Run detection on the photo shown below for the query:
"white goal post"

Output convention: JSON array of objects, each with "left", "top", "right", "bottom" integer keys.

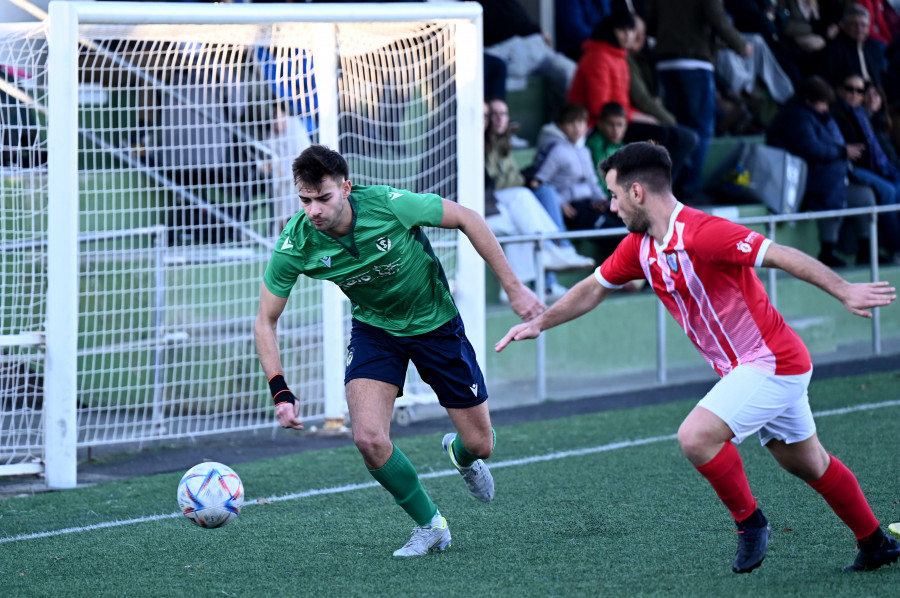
[{"left": 0, "top": 1, "right": 483, "bottom": 488}]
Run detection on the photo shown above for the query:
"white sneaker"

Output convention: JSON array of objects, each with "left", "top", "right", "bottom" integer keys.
[
  {"left": 392, "top": 512, "right": 452, "bottom": 556},
  {"left": 545, "top": 282, "right": 568, "bottom": 301},
  {"left": 442, "top": 433, "right": 495, "bottom": 503},
  {"left": 543, "top": 243, "right": 596, "bottom": 271}
]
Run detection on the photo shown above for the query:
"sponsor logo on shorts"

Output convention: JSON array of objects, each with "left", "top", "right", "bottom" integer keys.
[
  {"left": 470, "top": 383, "right": 478, "bottom": 396},
  {"left": 346, "top": 348, "right": 354, "bottom": 367}
]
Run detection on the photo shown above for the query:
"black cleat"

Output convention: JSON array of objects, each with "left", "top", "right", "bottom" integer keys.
[
  {"left": 732, "top": 511, "right": 771, "bottom": 574},
  {"left": 843, "top": 534, "right": 900, "bottom": 572}
]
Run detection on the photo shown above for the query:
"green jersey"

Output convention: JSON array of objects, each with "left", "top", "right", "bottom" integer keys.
[{"left": 263, "top": 185, "right": 458, "bottom": 336}]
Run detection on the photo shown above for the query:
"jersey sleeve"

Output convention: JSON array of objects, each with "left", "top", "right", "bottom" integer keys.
[
  {"left": 262, "top": 231, "right": 304, "bottom": 298},
  {"left": 696, "top": 218, "right": 769, "bottom": 268},
  {"left": 385, "top": 187, "right": 445, "bottom": 229},
  {"left": 596, "top": 234, "right": 644, "bottom": 288}
]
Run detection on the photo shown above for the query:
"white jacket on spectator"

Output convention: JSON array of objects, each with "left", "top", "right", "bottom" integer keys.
[{"left": 532, "top": 124, "right": 606, "bottom": 205}]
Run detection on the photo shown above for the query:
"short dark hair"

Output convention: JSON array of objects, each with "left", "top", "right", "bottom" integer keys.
[
  {"left": 292, "top": 145, "right": 350, "bottom": 189},
  {"left": 554, "top": 102, "right": 589, "bottom": 125},
  {"left": 591, "top": 10, "right": 637, "bottom": 45},
  {"left": 599, "top": 142, "right": 672, "bottom": 194},
  {"left": 797, "top": 75, "right": 835, "bottom": 104},
  {"left": 599, "top": 101, "right": 627, "bottom": 121}
]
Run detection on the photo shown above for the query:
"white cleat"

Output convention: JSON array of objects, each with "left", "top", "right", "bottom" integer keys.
[
  {"left": 392, "top": 514, "right": 451, "bottom": 557},
  {"left": 442, "top": 433, "right": 495, "bottom": 503}
]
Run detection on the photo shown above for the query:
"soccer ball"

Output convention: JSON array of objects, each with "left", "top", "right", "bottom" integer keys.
[{"left": 176, "top": 461, "right": 244, "bottom": 528}]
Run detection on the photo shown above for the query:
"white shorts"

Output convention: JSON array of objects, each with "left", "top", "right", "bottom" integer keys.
[{"left": 697, "top": 365, "right": 816, "bottom": 446}]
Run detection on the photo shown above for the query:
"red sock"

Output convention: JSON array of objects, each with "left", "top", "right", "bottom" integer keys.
[
  {"left": 694, "top": 442, "right": 757, "bottom": 522},
  {"left": 807, "top": 456, "right": 879, "bottom": 540}
]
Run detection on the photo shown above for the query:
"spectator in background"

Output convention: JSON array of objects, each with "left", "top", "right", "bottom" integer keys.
[
  {"left": 831, "top": 73, "right": 900, "bottom": 264},
  {"left": 647, "top": 0, "right": 752, "bottom": 201},
  {"left": 775, "top": 0, "right": 843, "bottom": 77},
  {"left": 530, "top": 103, "right": 623, "bottom": 255},
  {"left": 585, "top": 101, "right": 628, "bottom": 195},
  {"left": 818, "top": 4, "right": 887, "bottom": 90},
  {"left": 766, "top": 76, "right": 876, "bottom": 267},
  {"left": 484, "top": 53, "right": 508, "bottom": 102},
  {"left": 477, "top": 0, "right": 577, "bottom": 117},
  {"left": 554, "top": 0, "right": 612, "bottom": 61},
  {"left": 854, "top": 0, "right": 900, "bottom": 46},
  {"left": 485, "top": 101, "right": 596, "bottom": 301},
  {"left": 570, "top": 10, "right": 699, "bottom": 196},
  {"left": 863, "top": 83, "right": 900, "bottom": 170}
]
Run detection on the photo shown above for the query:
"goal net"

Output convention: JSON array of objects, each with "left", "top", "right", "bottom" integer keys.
[{"left": 0, "top": 2, "right": 483, "bottom": 486}]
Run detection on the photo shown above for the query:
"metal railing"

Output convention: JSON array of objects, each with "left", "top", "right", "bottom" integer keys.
[{"left": 495, "top": 203, "right": 900, "bottom": 400}]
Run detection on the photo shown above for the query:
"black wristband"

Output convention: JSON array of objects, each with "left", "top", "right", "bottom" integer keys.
[{"left": 268, "top": 374, "right": 296, "bottom": 405}]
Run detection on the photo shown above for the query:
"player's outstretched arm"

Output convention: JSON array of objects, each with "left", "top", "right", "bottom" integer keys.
[
  {"left": 439, "top": 199, "right": 546, "bottom": 321},
  {"left": 255, "top": 283, "right": 303, "bottom": 429},
  {"left": 762, "top": 243, "right": 897, "bottom": 318},
  {"left": 495, "top": 275, "right": 613, "bottom": 352}
]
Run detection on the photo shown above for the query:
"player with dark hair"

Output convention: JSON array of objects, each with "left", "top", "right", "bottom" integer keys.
[
  {"left": 255, "top": 145, "right": 544, "bottom": 556},
  {"left": 496, "top": 141, "right": 900, "bottom": 573}
]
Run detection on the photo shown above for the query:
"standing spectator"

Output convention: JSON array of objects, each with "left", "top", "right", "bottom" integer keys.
[
  {"left": 831, "top": 74, "right": 900, "bottom": 264},
  {"left": 818, "top": 4, "right": 888, "bottom": 90},
  {"left": 646, "top": 0, "right": 752, "bottom": 200},
  {"left": 766, "top": 76, "right": 876, "bottom": 267},
  {"left": 569, "top": 10, "right": 699, "bottom": 195},
  {"left": 555, "top": 0, "right": 613, "bottom": 61},
  {"left": 477, "top": 0, "right": 577, "bottom": 117}
]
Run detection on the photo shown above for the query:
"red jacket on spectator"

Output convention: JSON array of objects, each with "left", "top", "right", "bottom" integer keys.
[{"left": 568, "top": 39, "right": 643, "bottom": 127}]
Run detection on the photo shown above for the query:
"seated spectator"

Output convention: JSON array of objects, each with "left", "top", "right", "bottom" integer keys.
[
  {"left": 831, "top": 74, "right": 900, "bottom": 264},
  {"left": 484, "top": 101, "right": 596, "bottom": 301},
  {"left": 529, "top": 103, "right": 623, "bottom": 242},
  {"left": 775, "top": 0, "right": 843, "bottom": 77},
  {"left": 767, "top": 76, "right": 877, "bottom": 266},
  {"left": 863, "top": 83, "right": 900, "bottom": 170},
  {"left": 854, "top": 0, "right": 900, "bottom": 46},
  {"left": 715, "top": 32, "right": 795, "bottom": 105},
  {"left": 585, "top": 101, "right": 628, "bottom": 194},
  {"left": 569, "top": 10, "right": 698, "bottom": 196},
  {"left": 818, "top": 4, "right": 888, "bottom": 90},
  {"left": 477, "top": 0, "right": 577, "bottom": 117}
]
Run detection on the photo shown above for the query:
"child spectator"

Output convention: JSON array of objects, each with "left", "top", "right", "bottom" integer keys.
[
  {"left": 586, "top": 102, "right": 628, "bottom": 194},
  {"left": 530, "top": 103, "right": 622, "bottom": 237}
]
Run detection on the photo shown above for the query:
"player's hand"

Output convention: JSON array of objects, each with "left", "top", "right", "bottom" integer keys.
[
  {"left": 506, "top": 283, "right": 546, "bottom": 321},
  {"left": 495, "top": 321, "right": 541, "bottom": 352},
  {"left": 275, "top": 399, "right": 304, "bottom": 430},
  {"left": 840, "top": 281, "right": 896, "bottom": 318}
]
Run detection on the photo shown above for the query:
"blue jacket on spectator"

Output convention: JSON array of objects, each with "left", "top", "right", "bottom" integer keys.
[{"left": 767, "top": 97, "right": 849, "bottom": 212}]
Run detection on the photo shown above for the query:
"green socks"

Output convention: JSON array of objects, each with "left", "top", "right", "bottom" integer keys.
[
  {"left": 368, "top": 444, "right": 436, "bottom": 526},
  {"left": 452, "top": 428, "right": 496, "bottom": 468}
]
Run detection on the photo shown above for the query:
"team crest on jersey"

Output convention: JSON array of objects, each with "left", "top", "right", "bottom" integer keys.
[
  {"left": 666, "top": 252, "right": 679, "bottom": 273},
  {"left": 321, "top": 256, "right": 332, "bottom": 268},
  {"left": 376, "top": 237, "right": 392, "bottom": 252}
]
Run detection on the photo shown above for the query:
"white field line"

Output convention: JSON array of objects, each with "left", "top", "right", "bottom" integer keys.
[{"left": 2, "top": 399, "right": 898, "bottom": 545}]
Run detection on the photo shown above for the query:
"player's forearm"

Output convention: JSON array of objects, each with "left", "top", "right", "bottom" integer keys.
[
  {"left": 459, "top": 211, "right": 523, "bottom": 290},
  {"left": 764, "top": 244, "right": 853, "bottom": 302},
  {"left": 254, "top": 315, "right": 285, "bottom": 379},
  {"left": 534, "top": 276, "right": 608, "bottom": 331}
]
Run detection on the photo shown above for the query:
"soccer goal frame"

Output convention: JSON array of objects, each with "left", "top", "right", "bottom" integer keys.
[{"left": 1, "top": 1, "right": 483, "bottom": 488}]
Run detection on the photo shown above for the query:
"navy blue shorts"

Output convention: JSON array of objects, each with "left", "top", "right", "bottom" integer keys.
[{"left": 344, "top": 314, "right": 488, "bottom": 409}]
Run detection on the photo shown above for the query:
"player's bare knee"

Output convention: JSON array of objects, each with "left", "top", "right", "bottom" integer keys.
[
  {"left": 677, "top": 425, "right": 711, "bottom": 463},
  {"left": 353, "top": 432, "right": 390, "bottom": 464}
]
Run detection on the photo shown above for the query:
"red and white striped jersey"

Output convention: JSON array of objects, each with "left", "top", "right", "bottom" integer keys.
[{"left": 597, "top": 203, "right": 811, "bottom": 377}]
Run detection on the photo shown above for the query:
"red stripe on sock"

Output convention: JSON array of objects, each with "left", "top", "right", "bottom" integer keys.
[
  {"left": 807, "top": 456, "right": 879, "bottom": 539},
  {"left": 695, "top": 442, "right": 757, "bottom": 522}
]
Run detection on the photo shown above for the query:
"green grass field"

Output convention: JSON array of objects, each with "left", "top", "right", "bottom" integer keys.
[{"left": 2, "top": 370, "right": 899, "bottom": 597}]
